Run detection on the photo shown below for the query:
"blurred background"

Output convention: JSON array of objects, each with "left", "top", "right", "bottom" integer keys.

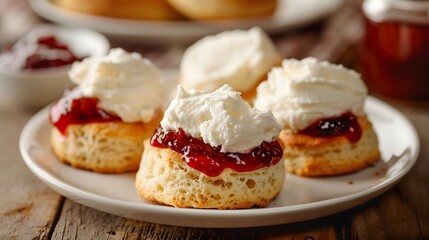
[
  {"left": 1, "top": 0, "right": 429, "bottom": 105},
  {"left": 0, "top": 0, "right": 354, "bottom": 70}
]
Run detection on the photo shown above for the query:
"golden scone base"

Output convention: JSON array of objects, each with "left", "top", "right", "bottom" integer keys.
[
  {"left": 51, "top": 115, "right": 162, "bottom": 173},
  {"left": 280, "top": 115, "right": 381, "bottom": 177},
  {"left": 136, "top": 140, "right": 285, "bottom": 209}
]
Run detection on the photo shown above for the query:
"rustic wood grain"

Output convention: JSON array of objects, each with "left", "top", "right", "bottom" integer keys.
[
  {"left": 52, "top": 200, "right": 218, "bottom": 240},
  {"left": 352, "top": 190, "right": 422, "bottom": 239},
  {"left": 51, "top": 200, "right": 340, "bottom": 240},
  {"left": 387, "top": 101, "right": 429, "bottom": 240},
  {"left": 0, "top": 109, "right": 64, "bottom": 239},
  {"left": 350, "top": 203, "right": 387, "bottom": 239}
]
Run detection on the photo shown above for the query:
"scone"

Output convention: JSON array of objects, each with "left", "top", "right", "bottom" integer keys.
[
  {"left": 50, "top": 48, "right": 167, "bottom": 173},
  {"left": 179, "top": 27, "right": 280, "bottom": 103},
  {"left": 254, "top": 57, "right": 380, "bottom": 177},
  {"left": 136, "top": 85, "right": 284, "bottom": 209},
  {"left": 167, "top": 0, "right": 277, "bottom": 20},
  {"left": 53, "top": 0, "right": 184, "bottom": 20}
]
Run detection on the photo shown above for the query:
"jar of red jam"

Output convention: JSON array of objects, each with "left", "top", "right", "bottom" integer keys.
[{"left": 361, "top": 0, "right": 429, "bottom": 100}]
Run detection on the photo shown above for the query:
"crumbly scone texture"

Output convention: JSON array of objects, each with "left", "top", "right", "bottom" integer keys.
[
  {"left": 136, "top": 140, "right": 285, "bottom": 209},
  {"left": 280, "top": 115, "right": 380, "bottom": 177},
  {"left": 51, "top": 116, "right": 161, "bottom": 173}
]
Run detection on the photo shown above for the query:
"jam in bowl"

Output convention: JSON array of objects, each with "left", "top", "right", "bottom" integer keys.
[
  {"left": 0, "top": 24, "right": 110, "bottom": 109},
  {"left": 0, "top": 29, "right": 83, "bottom": 71}
]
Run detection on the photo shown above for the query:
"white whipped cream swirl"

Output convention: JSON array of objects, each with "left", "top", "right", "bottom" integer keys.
[
  {"left": 254, "top": 57, "right": 368, "bottom": 132},
  {"left": 69, "top": 48, "right": 166, "bottom": 123},
  {"left": 161, "top": 85, "right": 281, "bottom": 153}
]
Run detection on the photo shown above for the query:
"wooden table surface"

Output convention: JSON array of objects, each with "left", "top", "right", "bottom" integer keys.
[{"left": 1, "top": 0, "right": 428, "bottom": 239}]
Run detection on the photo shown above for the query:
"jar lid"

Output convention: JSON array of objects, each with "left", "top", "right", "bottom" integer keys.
[{"left": 363, "top": 0, "right": 429, "bottom": 24}]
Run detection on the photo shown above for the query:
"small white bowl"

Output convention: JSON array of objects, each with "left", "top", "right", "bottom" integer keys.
[{"left": 0, "top": 24, "right": 110, "bottom": 109}]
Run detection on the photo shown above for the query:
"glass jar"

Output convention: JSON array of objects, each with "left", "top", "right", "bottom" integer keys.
[{"left": 361, "top": 0, "right": 429, "bottom": 100}]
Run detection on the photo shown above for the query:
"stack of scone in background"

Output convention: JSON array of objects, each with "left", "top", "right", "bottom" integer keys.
[{"left": 52, "top": 0, "right": 278, "bottom": 20}]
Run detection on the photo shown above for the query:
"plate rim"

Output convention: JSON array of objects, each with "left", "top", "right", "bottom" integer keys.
[
  {"left": 28, "top": 0, "right": 343, "bottom": 42},
  {"left": 19, "top": 96, "right": 420, "bottom": 228}
]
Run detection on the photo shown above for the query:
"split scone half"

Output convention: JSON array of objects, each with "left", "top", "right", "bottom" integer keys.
[
  {"left": 51, "top": 117, "right": 161, "bottom": 173},
  {"left": 50, "top": 48, "right": 167, "bottom": 173},
  {"left": 254, "top": 57, "right": 381, "bottom": 177},
  {"left": 279, "top": 115, "right": 380, "bottom": 177},
  {"left": 136, "top": 85, "right": 285, "bottom": 209}
]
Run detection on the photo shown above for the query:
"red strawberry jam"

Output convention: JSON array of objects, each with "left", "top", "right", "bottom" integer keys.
[
  {"left": 0, "top": 34, "right": 82, "bottom": 71},
  {"left": 299, "top": 112, "right": 362, "bottom": 142},
  {"left": 150, "top": 128, "right": 283, "bottom": 177},
  {"left": 49, "top": 88, "right": 120, "bottom": 135},
  {"left": 24, "top": 35, "right": 81, "bottom": 69}
]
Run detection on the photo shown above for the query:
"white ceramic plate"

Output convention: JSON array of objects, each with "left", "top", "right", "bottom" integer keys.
[
  {"left": 19, "top": 96, "right": 419, "bottom": 228},
  {"left": 29, "top": 0, "right": 343, "bottom": 43}
]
